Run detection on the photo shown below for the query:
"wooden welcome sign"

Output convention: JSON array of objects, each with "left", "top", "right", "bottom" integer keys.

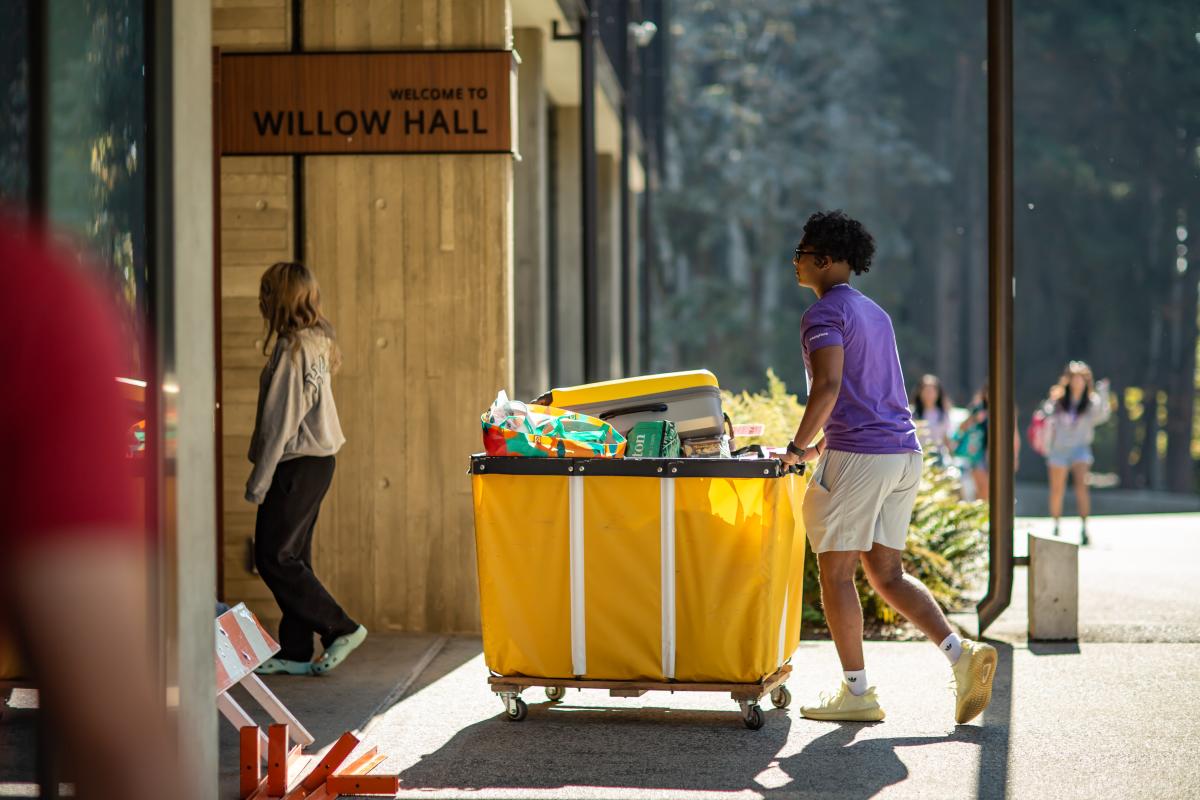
[{"left": 219, "top": 51, "right": 515, "bottom": 155}]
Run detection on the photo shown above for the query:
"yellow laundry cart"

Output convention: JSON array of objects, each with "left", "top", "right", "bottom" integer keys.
[{"left": 470, "top": 455, "right": 807, "bottom": 729}]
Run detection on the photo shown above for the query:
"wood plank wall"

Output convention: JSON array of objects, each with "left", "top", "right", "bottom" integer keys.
[
  {"left": 218, "top": 0, "right": 513, "bottom": 634},
  {"left": 215, "top": 1, "right": 294, "bottom": 632},
  {"left": 301, "top": 0, "right": 512, "bottom": 633},
  {"left": 214, "top": 0, "right": 291, "bottom": 51}
]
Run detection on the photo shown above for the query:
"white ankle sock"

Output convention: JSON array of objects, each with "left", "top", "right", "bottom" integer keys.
[
  {"left": 939, "top": 633, "right": 963, "bottom": 664},
  {"left": 843, "top": 669, "right": 868, "bottom": 696}
]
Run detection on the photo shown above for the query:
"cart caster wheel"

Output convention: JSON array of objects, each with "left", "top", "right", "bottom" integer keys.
[
  {"left": 743, "top": 704, "right": 765, "bottom": 731},
  {"left": 770, "top": 685, "right": 792, "bottom": 710},
  {"left": 506, "top": 697, "right": 528, "bottom": 722},
  {"left": 545, "top": 686, "right": 566, "bottom": 703}
]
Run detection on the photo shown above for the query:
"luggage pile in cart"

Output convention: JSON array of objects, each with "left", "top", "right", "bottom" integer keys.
[{"left": 471, "top": 371, "right": 808, "bottom": 730}]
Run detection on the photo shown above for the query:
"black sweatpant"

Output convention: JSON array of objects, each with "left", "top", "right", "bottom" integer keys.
[{"left": 254, "top": 455, "right": 358, "bottom": 662}]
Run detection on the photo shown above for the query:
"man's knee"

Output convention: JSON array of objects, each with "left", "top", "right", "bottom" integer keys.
[
  {"left": 817, "top": 551, "right": 861, "bottom": 585},
  {"left": 862, "top": 552, "right": 905, "bottom": 592}
]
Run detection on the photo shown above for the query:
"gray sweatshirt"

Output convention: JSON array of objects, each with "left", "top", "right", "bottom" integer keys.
[
  {"left": 245, "top": 329, "right": 346, "bottom": 504},
  {"left": 1041, "top": 385, "right": 1111, "bottom": 452}
]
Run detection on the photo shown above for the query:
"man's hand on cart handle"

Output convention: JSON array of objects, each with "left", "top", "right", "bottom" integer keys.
[{"left": 780, "top": 441, "right": 821, "bottom": 467}]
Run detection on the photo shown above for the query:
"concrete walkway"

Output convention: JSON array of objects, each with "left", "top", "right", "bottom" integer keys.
[
  {"left": 207, "top": 514, "right": 1200, "bottom": 799},
  {"left": 217, "top": 635, "right": 1198, "bottom": 800},
  {"left": 6, "top": 513, "right": 1197, "bottom": 797}
]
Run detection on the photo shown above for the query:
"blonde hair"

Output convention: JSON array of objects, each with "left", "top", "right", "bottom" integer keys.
[{"left": 258, "top": 261, "right": 341, "bottom": 372}]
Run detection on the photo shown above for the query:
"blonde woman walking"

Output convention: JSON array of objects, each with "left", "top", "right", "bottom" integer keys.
[{"left": 247, "top": 262, "right": 367, "bottom": 675}]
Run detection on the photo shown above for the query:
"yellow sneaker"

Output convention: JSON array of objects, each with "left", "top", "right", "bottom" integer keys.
[
  {"left": 800, "top": 681, "right": 885, "bottom": 722},
  {"left": 952, "top": 639, "right": 998, "bottom": 724}
]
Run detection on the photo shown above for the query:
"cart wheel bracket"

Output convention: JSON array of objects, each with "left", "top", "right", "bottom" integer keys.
[{"left": 739, "top": 700, "right": 766, "bottom": 730}]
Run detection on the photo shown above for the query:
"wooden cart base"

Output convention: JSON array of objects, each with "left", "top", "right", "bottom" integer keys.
[{"left": 489, "top": 665, "right": 793, "bottom": 730}]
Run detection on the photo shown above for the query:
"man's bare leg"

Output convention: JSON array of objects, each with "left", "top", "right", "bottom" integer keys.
[
  {"left": 801, "top": 549, "right": 886, "bottom": 719},
  {"left": 861, "top": 542, "right": 996, "bottom": 723},
  {"left": 817, "top": 550, "right": 867, "bottom": 671},
  {"left": 860, "top": 543, "right": 953, "bottom": 645}
]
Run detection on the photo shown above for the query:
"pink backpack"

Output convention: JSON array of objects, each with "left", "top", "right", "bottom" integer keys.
[{"left": 1028, "top": 409, "right": 1050, "bottom": 457}]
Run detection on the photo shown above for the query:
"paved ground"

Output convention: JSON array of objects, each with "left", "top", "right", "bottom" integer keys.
[
  {"left": 357, "top": 638, "right": 1199, "bottom": 800},
  {"left": 972, "top": 513, "right": 1200, "bottom": 643},
  {"left": 4, "top": 513, "right": 1198, "bottom": 798},
  {"left": 1013, "top": 483, "right": 1200, "bottom": 517},
  {"left": 212, "top": 513, "right": 1200, "bottom": 799}
]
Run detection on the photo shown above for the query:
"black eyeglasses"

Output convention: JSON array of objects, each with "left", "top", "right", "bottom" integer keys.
[{"left": 793, "top": 247, "right": 820, "bottom": 261}]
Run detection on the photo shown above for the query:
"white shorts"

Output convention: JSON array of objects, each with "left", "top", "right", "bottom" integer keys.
[{"left": 803, "top": 449, "right": 923, "bottom": 553}]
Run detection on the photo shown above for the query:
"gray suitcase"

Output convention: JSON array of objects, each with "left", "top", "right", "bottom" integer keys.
[{"left": 535, "top": 370, "right": 725, "bottom": 439}]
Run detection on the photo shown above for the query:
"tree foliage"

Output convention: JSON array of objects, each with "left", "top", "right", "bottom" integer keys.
[{"left": 656, "top": 0, "right": 1200, "bottom": 492}]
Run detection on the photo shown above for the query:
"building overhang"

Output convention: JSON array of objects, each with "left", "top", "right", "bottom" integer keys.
[{"left": 513, "top": 0, "right": 626, "bottom": 156}]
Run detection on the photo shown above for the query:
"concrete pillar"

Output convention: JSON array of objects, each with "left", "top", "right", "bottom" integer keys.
[
  {"left": 553, "top": 105, "right": 584, "bottom": 387},
  {"left": 174, "top": 2, "right": 217, "bottom": 796},
  {"left": 596, "top": 152, "right": 622, "bottom": 379},
  {"left": 1028, "top": 532, "right": 1079, "bottom": 640},
  {"left": 627, "top": 186, "right": 642, "bottom": 372},
  {"left": 513, "top": 27, "right": 549, "bottom": 401}
]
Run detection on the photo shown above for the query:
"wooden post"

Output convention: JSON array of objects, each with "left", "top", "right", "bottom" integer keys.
[
  {"left": 327, "top": 774, "right": 400, "bottom": 795},
  {"left": 267, "top": 723, "right": 290, "bottom": 795},
  {"left": 301, "top": 731, "right": 359, "bottom": 791},
  {"left": 239, "top": 727, "right": 261, "bottom": 799}
]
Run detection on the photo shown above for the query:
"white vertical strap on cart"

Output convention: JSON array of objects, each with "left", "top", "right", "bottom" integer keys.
[
  {"left": 660, "top": 478, "right": 677, "bottom": 679},
  {"left": 569, "top": 475, "right": 587, "bottom": 676},
  {"left": 777, "top": 587, "right": 790, "bottom": 668}
]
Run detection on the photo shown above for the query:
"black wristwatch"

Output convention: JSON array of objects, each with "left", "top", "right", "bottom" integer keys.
[{"left": 786, "top": 442, "right": 807, "bottom": 458}]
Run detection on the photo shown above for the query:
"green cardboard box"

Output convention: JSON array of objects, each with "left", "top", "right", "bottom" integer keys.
[{"left": 627, "top": 420, "right": 681, "bottom": 458}]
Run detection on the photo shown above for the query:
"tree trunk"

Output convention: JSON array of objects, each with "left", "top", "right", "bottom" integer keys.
[
  {"left": 1115, "top": 381, "right": 1134, "bottom": 488},
  {"left": 1137, "top": 387, "right": 1160, "bottom": 490},
  {"left": 1165, "top": 260, "right": 1198, "bottom": 494}
]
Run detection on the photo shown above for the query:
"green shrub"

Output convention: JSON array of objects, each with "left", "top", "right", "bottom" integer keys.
[
  {"left": 722, "top": 369, "right": 808, "bottom": 448},
  {"left": 722, "top": 373, "right": 989, "bottom": 633}
]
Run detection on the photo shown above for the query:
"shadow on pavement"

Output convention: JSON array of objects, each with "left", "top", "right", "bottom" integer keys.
[
  {"left": 769, "top": 724, "right": 988, "bottom": 799},
  {"left": 217, "top": 635, "right": 480, "bottom": 799},
  {"left": 768, "top": 641, "right": 1013, "bottom": 799},
  {"left": 400, "top": 702, "right": 794, "bottom": 792},
  {"left": 401, "top": 642, "right": 1016, "bottom": 800},
  {"left": 1028, "top": 641, "right": 1080, "bottom": 656},
  {"left": 975, "top": 641, "right": 1013, "bottom": 800}
]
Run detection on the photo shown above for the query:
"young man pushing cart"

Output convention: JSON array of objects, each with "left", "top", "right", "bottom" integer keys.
[{"left": 778, "top": 210, "right": 997, "bottom": 723}]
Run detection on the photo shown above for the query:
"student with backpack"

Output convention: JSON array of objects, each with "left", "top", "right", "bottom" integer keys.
[{"left": 1037, "top": 361, "right": 1111, "bottom": 544}]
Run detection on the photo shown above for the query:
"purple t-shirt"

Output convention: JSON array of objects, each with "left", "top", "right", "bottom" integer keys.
[{"left": 801, "top": 284, "right": 920, "bottom": 454}]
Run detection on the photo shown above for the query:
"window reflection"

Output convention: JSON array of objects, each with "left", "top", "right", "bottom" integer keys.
[
  {"left": 46, "top": 0, "right": 148, "bottom": 374},
  {"left": 0, "top": 2, "right": 30, "bottom": 204}
]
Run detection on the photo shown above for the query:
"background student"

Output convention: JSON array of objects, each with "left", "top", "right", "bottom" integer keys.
[
  {"left": 1042, "top": 360, "right": 1111, "bottom": 544},
  {"left": 247, "top": 261, "right": 367, "bottom": 676}
]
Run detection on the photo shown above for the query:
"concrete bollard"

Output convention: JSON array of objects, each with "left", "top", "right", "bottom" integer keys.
[{"left": 1027, "top": 532, "right": 1079, "bottom": 640}]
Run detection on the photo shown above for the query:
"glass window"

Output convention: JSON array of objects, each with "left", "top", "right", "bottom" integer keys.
[
  {"left": 0, "top": 1, "right": 30, "bottom": 204},
  {"left": 46, "top": 0, "right": 149, "bottom": 373}
]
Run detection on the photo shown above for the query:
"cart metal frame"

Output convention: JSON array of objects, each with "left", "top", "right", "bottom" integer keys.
[{"left": 489, "top": 664, "right": 793, "bottom": 730}]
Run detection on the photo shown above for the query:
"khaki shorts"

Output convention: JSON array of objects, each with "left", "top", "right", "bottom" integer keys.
[{"left": 803, "top": 449, "right": 923, "bottom": 553}]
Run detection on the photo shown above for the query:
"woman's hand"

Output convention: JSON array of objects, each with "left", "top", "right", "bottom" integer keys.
[{"left": 779, "top": 449, "right": 800, "bottom": 467}]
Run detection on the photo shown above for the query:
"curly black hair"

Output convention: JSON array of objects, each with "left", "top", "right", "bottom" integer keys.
[{"left": 797, "top": 210, "right": 875, "bottom": 275}]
